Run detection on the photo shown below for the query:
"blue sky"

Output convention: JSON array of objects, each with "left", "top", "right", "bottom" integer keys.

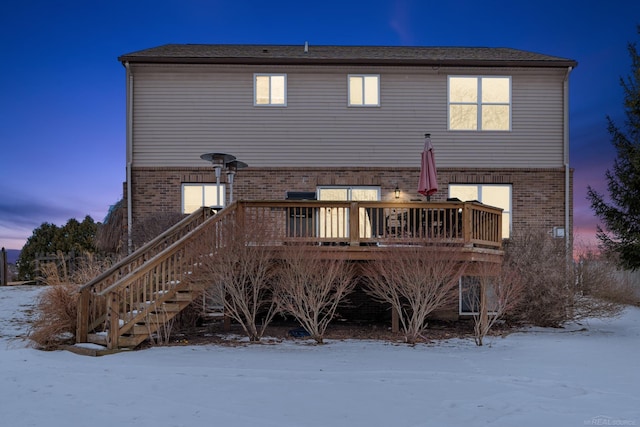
[{"left": 1, "top": 0, "right": 638, "bottom": 250}]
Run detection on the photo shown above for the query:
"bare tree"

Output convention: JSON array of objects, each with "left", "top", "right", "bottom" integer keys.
[
  {"left": 274, "top": 245, "right": 356, "bottom": 344},
  {"left": 192, "top": 221, "right": 278, "bottom": 342},
  {"left": 363, "top": 246, "right": 466, "bottom": 344},
  {"left": 462, "top": 263, "right": 523, "bottom": 346},
  {"left": 504, "top": 229, "right": 572, "bottom": 327}
]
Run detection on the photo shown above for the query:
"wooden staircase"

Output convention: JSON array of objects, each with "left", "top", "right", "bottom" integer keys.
[{"left": 76, "top": 206, "right": 235, "bottom": 350}]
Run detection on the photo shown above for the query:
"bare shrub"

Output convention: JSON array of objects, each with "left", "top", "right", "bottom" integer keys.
[
  {"left": 573, "top": 250, "right": 638, "bottom": 319},
  {"left": 131, "top": 211, "right": 185, "bottom": 249},
  {"left": 192, "top": 221, "right": 278, "bottom": 342},
  {"left": 363, "top": 246, "right": 466, "bottom": 344},
  {"left": 463, "top": 263, "right": 524, "bottom": 346},
  {"left": 29, "top": 252, "right": 114, "bottom": 349},
  {"left": 504, "top": 230, "right": 572, "bottom": 327},
  {"left": 274, "top": 244, "right": 356, "bottom": 344}
]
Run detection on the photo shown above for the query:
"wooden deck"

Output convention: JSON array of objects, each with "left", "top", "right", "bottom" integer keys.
[{"left": 76, "top": 200, "right": 504, "bottom": 350}]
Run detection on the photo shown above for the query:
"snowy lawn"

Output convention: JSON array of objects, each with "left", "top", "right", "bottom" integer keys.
[{"left": 1, "top": 285, "right": 638, "bottom": 427}]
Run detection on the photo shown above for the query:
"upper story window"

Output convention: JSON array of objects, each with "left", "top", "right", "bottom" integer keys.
[
  {"left": 348, "top": 75, "right": 380, "bottom": 106},
  {"left": 448, "top": 76, "right": 511, "bottom": 131},
  {"left": 254, "top": 74, "right": 287, "bottom": 106}
]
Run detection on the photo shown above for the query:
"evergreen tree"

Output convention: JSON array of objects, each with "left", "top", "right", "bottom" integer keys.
[
  {"left": 587, "top": 26, "right": 640, "bottom": 269},
  {"left": 17, "top": 217, "right": 98, "bottom": 280}
]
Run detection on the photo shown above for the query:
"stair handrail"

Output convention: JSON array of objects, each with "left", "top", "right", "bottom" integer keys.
[
  {"left": 97, "top": 205, "right": 238, "bottom": 346},
  {"left": 76, "top": 206, "right": 219, "bottom": 341}
]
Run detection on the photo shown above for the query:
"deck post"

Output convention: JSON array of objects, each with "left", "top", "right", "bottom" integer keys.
[
  {"left": 391, "top": 306, "right": 399, "bottom": 333},
  {"left": 349, "top": 202, "right": 360, "bottom": 246},
  {"left": 106, "top": 291, "right": 120, "bottom": 350},
  {"left": 76, "top": 288, "right": 90, "bottom": 342},
  {"left": 462, "top": 203, "right": 473, "bottom": 245}
]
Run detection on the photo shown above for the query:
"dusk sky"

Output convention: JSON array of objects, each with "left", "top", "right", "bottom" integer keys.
[{"left": 1, "top": 1, "right": 639, "bottom": 251}]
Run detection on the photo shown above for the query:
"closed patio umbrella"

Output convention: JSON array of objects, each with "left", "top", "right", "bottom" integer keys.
[{"left": 418, "top": 133, "right": 438, "bottom": 200}]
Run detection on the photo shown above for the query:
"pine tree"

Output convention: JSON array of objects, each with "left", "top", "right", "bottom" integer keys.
[{"left": 587, "top": 25, "right": 640, "bottom": 269}]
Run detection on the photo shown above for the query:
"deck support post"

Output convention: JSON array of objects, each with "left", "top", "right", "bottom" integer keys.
[
  {"left": 76, "top": 288, "right": 90, "bottom": 343},
  {"left": 391, "top": 306, "right": 399, "bottom": 333}
]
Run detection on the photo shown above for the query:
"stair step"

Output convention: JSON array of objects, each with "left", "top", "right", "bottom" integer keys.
[
  {"left": 169, "top": 291, "right": 194, "bottom": 302},
  {"left": 87, "top": 333, "right": 107, "bottom": 346},
  {"left": 159, "top": 302, "right": 181, "bottom": 312}
]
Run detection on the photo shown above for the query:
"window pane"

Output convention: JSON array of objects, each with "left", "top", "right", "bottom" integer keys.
[
  {"left": 450, "top": 105, "right": 477, "bottom": 130},
  {"left": 349, "top": 76, "right": 363, "bottom": 105},
  {"left": 482, "top": 78, "right": 509, "bottom": 103},
  {"left": 449, "top": 185, "right": 478, "bottom": 201},
  {"left": 502, "top": 213, "right": 511, "bottom": 238},
  {"left": 255, "top": 76, "right": 270, "bottom": 104},
  {"left": 481, "top": 186, "right": 510, "bottom": 209},
  {"left": 450, "top": 77, "right": 477, "bottom": 102},
  {"left": 271, "top": 75, "right": 285, "bottom": 104},
  {"left": 318, "top": 188, "right": 349, "bottom": 200},
  {"left": 460, "top": 276, "right": 480, "bottom": 313},
  {"left": 482, "top": 105, "right": 509, "bottom": 130},
  {"left": 204, "top": 185, "right": 224, "bottom": 207},
  {"left": 183, "top": 186, "right": 202, "bottom": 214},
  {"left": 351, "top": 188, "right": 379, "bottom": 201},
  {"left": 363, "top": 76, "right": 379, "bottom": 105}
]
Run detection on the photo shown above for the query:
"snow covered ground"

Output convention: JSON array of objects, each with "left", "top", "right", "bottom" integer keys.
[{"left": 1, "top": 285, "right": 638, "bottom": 427}]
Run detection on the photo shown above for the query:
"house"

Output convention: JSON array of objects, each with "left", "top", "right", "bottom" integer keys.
[
  {"left": 73, "top": 44, "right": 578, "bottom": 350},
  {"left": 117, "top": 43, "right": 576, "bottom": 245}
]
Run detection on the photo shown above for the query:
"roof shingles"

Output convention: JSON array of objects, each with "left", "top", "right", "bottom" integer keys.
[{"left": 119, "top": 44, "right": 577, "bottom": 68}]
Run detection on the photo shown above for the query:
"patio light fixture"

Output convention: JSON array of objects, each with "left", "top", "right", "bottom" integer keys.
[
  {"left": 200, "top": 152, "right": 237, "bottom": 207},
  {"left": 225, "top": 160, "right": 248, "bottom": 203},
  {"left": 395, "top": 185, "right": 400, "bottom": 199}
]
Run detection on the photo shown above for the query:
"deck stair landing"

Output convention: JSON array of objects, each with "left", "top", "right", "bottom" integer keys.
[{"left": 75, "top": 201, "right": 503, "bottom": 351}]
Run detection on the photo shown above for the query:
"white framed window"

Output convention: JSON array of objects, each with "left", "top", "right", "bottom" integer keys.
[
  {"left": 449, "top": 184, "right": 511, "bottom": 238},
  {"left": 348, "top": 74, "right": 380, "bottom": 106},
  {"left": 459, "top": 276, "right": 498, "bottom": 315},
  {"left": 254, "top": 74, "right": 287, "bottom": 106},
  {"left": 448, "top": 76, "right": 511, "bottom": 131},
  {"left": 182, "top": 184, "right": 225, "bottom": 214}
]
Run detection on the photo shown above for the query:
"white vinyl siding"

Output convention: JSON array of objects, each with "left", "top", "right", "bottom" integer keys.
[{"left": 130, "top": 64, "right": 565, "bottom": 169}]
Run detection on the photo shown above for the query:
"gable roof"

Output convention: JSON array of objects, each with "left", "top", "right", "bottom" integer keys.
[{"left": 119, "top": 44, "right": 577, "bottom": 68}]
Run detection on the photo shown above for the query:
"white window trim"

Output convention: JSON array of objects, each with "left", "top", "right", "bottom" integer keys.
[
  {"left": 254, "top": 73, "right": 287, "bottom": 106},
  {"left": 348, "top": 74, "right": 381, "bottom": 107},
  {"left": 447, "top": 75, "right": 511, "bottom": 131}
]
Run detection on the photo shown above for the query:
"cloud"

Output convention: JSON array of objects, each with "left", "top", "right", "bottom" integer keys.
[
  {"left": 389, "top": 0, "right": 414, "bottom": 45},
  {"left": 0, "top": 188, "right": 90, "bottom": 249}
]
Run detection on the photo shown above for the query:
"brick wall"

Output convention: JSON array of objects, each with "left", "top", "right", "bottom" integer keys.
[{"left": 129, "top": 166, "right": 573, "bottom": 240}]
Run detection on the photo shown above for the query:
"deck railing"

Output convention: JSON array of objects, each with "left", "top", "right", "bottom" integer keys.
[
  {"left": 234, "top": 200, "right": 502, "bottom": 249},
  {"left": 76, "top": 200, "right": 502, "bottom": 347}
]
